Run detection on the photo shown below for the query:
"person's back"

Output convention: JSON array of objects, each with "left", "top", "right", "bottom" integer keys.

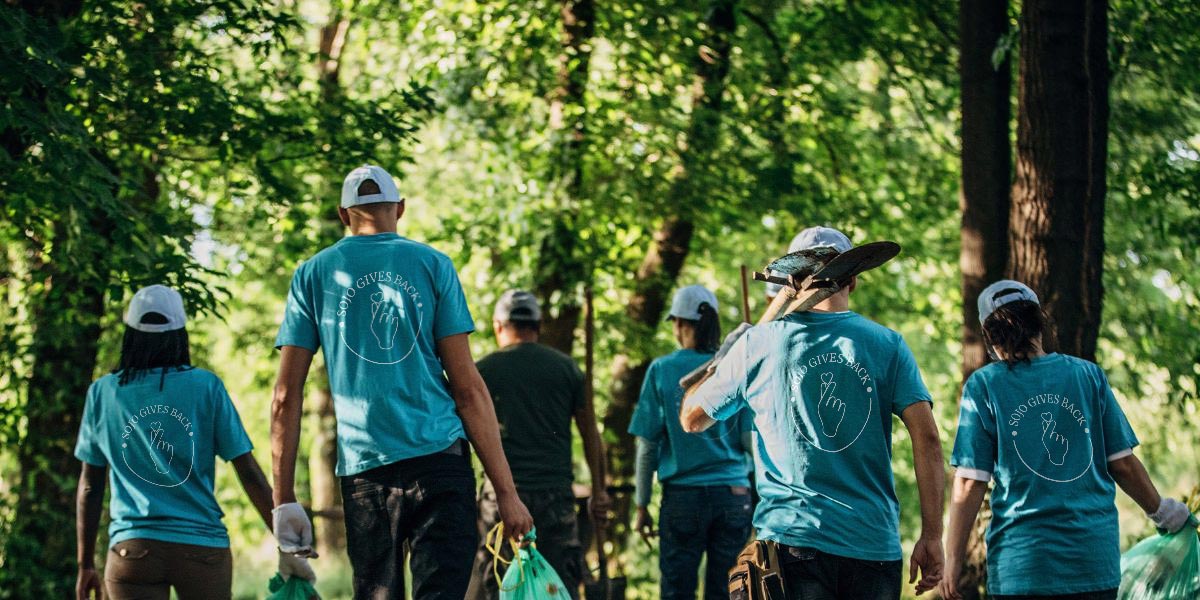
[
  {"left": 477, "top": 342, "right": 581, "bottom": 489},
  {"left": 282, "top": 232, "right": 471, "bottom": 473},
  {"left": 710, "top": 310, "right": 927, "bottom": 560},
  {"left": 75, "top": 285, "right": 283, "bottom": 600},
  {"left": 271, "top": 166, "right": 532, "bottom": 600}
]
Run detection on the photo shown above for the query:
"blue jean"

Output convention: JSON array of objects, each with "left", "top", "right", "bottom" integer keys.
[
  {"left": 778, "top": 545, "right": 902, "bottom": 600},
  {"left": 659, "top": 484, "right": 753, "bottom": 600}
]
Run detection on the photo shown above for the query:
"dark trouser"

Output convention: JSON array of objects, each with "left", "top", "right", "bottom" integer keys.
[
  {"left": 466, "top": 481, "right": 584, "bottom": 600},
  {"left": 778, "top": 545, "right": 902, "bottom": 600},
  {"left": 993, "top": 591, "right": 1118, "bottom": 600},
  {"left": 340, "top": 445, "right": 478, "bottom": 600},
  {"left": 659, "top": 484, "right": 754, "bottom": 600},
  {"left": 104, "top": 538, "right": 232, "bottom": 600}
]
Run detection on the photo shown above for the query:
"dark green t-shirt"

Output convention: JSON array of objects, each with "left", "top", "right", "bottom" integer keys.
[{"left": 477, "top": 342, "right": 584, "bottom": 490}]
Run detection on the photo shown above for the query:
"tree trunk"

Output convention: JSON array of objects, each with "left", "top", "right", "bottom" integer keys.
[
  {"left": 957, "top": 1, "right": 1011, "bottom": 594},
  {"left": 533, "top": 0, "right": 595, "bottom": 354},
  {"left": 307, "top": 11, "right": 352, "bottom": 556},
  {"left": 1008, "top": 0, "right": 1107, "bottom": 361},
  {"left": 603, "top": 0, "right": 738, "bottom": 551}
]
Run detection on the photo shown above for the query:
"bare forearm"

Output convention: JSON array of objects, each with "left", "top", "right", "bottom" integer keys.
[
  {"left": 234, "top": 452, "right": 275, "bottom": 530},
  {"left": 945, "top": 476, "right": 988, "bottom": 568},
  {"left": 1110, "top": 454, "right": 1162, "bottom": 514},
  {"left": 270, "top": 386, "right": 303, "bottom": 505},
  {"left": 76, "top": 467, "right": 105, "bottom": 569},
  {"left": 905, "top": 405, "right": 945, "bottom": 536}
]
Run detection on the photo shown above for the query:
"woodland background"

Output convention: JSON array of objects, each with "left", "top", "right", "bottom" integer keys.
[{"left": 1, "top": 0, "right": 1199, "bottom": 598}]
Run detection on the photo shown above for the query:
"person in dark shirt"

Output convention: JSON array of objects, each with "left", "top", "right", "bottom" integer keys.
[{"left": 466, "top": 290, "right": 611, "bottom": 600}]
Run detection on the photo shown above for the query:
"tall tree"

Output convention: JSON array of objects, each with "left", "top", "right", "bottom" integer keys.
[
  {"left": 1008, "top": 0, "right": 1109, "bottom": 360},
  {"left": 957, "top": 3, "right": 1011, "bottom": 596},
  {"left": 603, "top": 0, "right": 739, "bottom": 545},
  {"left": 533, "top": 0, "right": 596, "bottom": 354}
]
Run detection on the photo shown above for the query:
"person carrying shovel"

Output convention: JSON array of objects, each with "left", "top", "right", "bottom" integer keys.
[
  {"left": 680, "top": 226, "right": 946, "bottom": 599},
  {"left": 939, "top": 280, "right": 1194, "bottom": 600},
  {"left": 629, "top": 284, "right": 754, "bottom": 600}
]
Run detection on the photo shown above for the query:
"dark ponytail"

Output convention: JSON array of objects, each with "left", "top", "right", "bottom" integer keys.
[
  {"left": 114, "top": 312, "right": 193, "bottom": 387},
  {"left": 689, "top": 302, "right": 722, "bottom": 354},
  {"left": 982, "top": 300, "right": 1053, "bottom": 368}
]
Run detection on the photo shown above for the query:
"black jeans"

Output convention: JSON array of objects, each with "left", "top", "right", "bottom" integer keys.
[
  {"left": 340, "top": 444, "right": 478, "bottom": 600},
  {"left": 778, "top": 545, "right": 902, "bottom": 600},
  {"left": 466, "top": 481, "right": 583, "bottom": 600},
  {"left": 993, "top": 591, "right": 1118, "bottom": 600},
  {"left": 659, "top": 484, "right": 754, "bottom": 600}
]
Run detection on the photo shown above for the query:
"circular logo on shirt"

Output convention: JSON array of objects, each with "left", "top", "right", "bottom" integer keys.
[
  {"left": 120, "top": 403, "right": 195, "bottom": 487},
  {"left": 336, "top": 271, "right": 425, "bottom": 364},
  {"left": 787, "top": 351, "right": 877, "bottom": 453},
  {"left": 1007, "top": 393, "right": 1094, "bottom": 483}
]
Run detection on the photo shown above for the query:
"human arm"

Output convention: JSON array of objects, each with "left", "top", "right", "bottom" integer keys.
[
  {"left": 76, "top": 463, "right": 106, "bottom": 600},
  {"left": 575, "top": 391, "right": 611, "bottom": 524},
  {"left": 1108, "top": 453, "right": 1192, "bottom": 532},
  {"left": 634, "top": 437, "right": 659, "bottom": 542},
  {"left": 270, "top": 345, "right": 313, "bottom": 506},
  {"left": 900, "top": 401, "right": 945, "bottom": 595},
  {"left": 232, "top": 452, "right": 274, "bottom": 530},
  {"left": 938, "top": 475, "right": 989, "bottom": 600},
  {"left": 438, "top": 333, "right": 533, "bottom": 539}
]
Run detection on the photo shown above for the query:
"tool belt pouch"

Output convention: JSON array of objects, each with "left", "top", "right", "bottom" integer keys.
[{"left": 727, "top": 540, "right": 786, "bottom": 600}]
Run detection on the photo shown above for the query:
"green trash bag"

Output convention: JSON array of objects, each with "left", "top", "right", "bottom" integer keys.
[
  {"left": 1118, "top": 519, "right": 1200, "bottom": 600},
  {"left": 267, "top": 573, "right": 320, "bottom": 600},
  {"left": 487, "top": 524, "right": 571, "bottom": 600}
]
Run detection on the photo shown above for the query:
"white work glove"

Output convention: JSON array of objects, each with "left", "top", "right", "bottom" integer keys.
[
  {"left": 713, "top": 322, "right": 753, "bottom": 364},
  {"left": 272, "top": 502, "right": 314, "bottom": 554},
  {"left": 1148, "top": 497, "right": 1192, "bottom": 533},
  {"left": 278, "top": 551, "right": 317, "bottom": 582}
]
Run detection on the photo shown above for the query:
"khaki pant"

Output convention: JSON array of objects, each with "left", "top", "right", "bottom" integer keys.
[{"left": 105, "top": 538, "right": 232, "bottom": 600}]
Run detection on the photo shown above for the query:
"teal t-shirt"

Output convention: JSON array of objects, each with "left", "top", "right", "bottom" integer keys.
[
  {"left": 694, "top": 311, "right": 931, "bottom": 562},
  {"left": 951, "top": 353, "right": 1139, "bottom": 596},
  {"left": 73, "top": 368, "right": 253, "bottom": 548},
  {"left": 275, "top": 233, "right": 475, "bottom": 476},
  {"left": 628, "top": 349, "right": 751, "bottom": 488}
]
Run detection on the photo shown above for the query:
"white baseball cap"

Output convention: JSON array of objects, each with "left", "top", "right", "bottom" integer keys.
[
  {"left": 978, "top": 279, "right": 1040, "bottom": 324},
  {"left": 124, "top": 285, "right": 187, "bottom": 332},
  {"left": 766, "top": 226, "right": 854, "bottom": 297},
  {"left": 667, "top": 285, "right": 718, "bottom": 321},
  {"left": 341, "top": 164, "right": 402, "bottom": 208}
]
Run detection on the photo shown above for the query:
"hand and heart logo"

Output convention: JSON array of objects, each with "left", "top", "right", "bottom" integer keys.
[
  {"left": 788, "top": 351, "right": 877, "bottom": 453},
  {"left": 337, "top": 270, "right": 425, "bottom": 364},
  {"left": 1008, "top": 393, "right": 1093, "bottom": 483},
  {"left": 121, "top": 403, "right": 194, "bottom": 487}
]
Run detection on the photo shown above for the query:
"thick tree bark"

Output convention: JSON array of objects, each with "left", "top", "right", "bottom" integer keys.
[
  {"left": 957, "top": 2, "right": 1011, "bottom": 594},
  {"left": 533, "top": 0, "right": 595, "bottom": 354},
  {"left": 1008, "top": 0, "right": 1108, "bottom": 361},
  {"left": 603, "top": 0, "right": 738, "bottom": 548}
]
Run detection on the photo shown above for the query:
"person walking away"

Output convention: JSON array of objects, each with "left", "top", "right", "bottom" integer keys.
[
  {"left": 939, "top": 280, "right": 1194, "bottom": 600},
  {"left": 630, "top": 284, "right": 753, "bottom": 600},
  {"left": 75, "top": 285, "right": 298, "bottom": 600},
  {"left": 271, "top": 165, "right": 533, "bottom": 600},
  {"left": 681, "top": 226, "right": 946, "bottom": 599},
  {"left": 465, "top": 290, "right": 611, "bottom": 599}
]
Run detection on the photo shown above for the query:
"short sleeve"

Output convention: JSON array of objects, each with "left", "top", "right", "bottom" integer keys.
[
  {"left": 433, "top": 257, "right": 475, "bottom": 339},
  {"left": 950, "top": 374, "right": 998, "bottom": 475},
  {"left": 694, "top": 332, "right": 752, "bottom": 421},
  {"left": 889, "top": 337, "right": 933, "bottom": 416},
  {"left": 74, "top": 382, "right": 108, "bottom": 467},
  {"left": 275, "top": 265, "right": 320, "bottom": 352},
  {"left": 570, "top": 362, "right": 586, "bottom": 411},
  {"left": 628, "top": 362, "right": 665, "bottom": 442},
  {"left": 212, "top": 378, "right": 253, "bottom": 461},
  {"left": 1097, "top": 368, "right": 1138, "bottom": 457}
]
